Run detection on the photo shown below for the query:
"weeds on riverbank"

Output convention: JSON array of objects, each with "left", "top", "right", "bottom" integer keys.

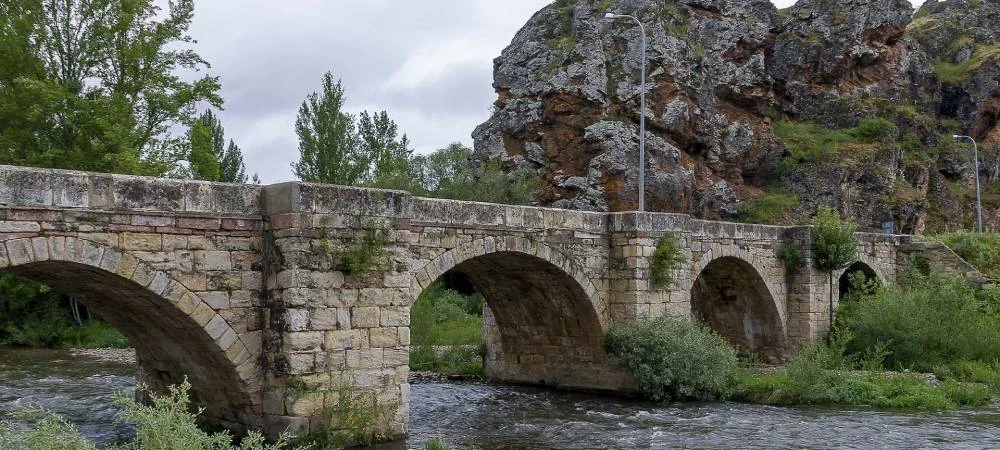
[
  {"left": 0, "top": 380, "right": 295, "bottom": 450},
  {"left": 735, "top": 271, "right": 1000, "bottom": 409},
  {"left": 409, "top": 282, "right": 484, "bottom": 377}
]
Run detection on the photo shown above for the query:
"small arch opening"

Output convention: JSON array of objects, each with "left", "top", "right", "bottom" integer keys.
[
  {"left": 691, "top": 256, "right": 786, "bottom": 363},
  {"left": 839, "top": 261, "right": 881, "bottom": 300}
]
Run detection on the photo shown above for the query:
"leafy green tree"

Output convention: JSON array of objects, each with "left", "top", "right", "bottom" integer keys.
[
  {"left": 0, "top": 0, "right": 221, "bottom": 176},
  {"left": 187, "top": 119, "right": 219, "bottom": 181},
  {"left": 189, "top": 110, "right": 247, "bottom": 182},
  {"left": 358, "top": 110, "right": 412, "bottom": 181},
  {"left": 292, "top": 71, "right": 364, "bottom": 185},
  {"left": 812, "top": 206, "right": 860, "bottom": 320}
]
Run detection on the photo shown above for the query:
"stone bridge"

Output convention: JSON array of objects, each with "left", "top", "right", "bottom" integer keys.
[{"left": 0, "top": 165, "right": 948, "bottom": 440}]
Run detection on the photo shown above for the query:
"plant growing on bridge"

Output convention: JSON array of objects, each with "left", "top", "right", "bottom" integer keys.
[
  {"left": 340, "top": 221, "right": 393, "bottom": 275},
  {"left": 811, "top": 206, "right": 859, "bottom": 320},
  {"left": 604, "top": 314, "right": 737, "bottom": 402},
  {"left": 650, "top": 233, "right": 684, "bottom": 288},
  {"left": 777, "top": 238, "right": 804, "bottom": 282}
]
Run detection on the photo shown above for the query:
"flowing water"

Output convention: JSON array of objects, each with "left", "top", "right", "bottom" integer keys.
[{"left": 2, "top": 348, "right": 1000, "bottom": 449}]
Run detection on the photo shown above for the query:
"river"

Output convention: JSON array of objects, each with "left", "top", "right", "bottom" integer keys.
[{"left": 2, "top": 348, "right": 1000, "bottom": 449}]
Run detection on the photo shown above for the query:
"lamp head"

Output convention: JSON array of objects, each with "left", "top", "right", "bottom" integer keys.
[
  {"left": 605, "top": 13, "right": 618, "bottom": 18},
  {"left": 953, "top": 134, "right": 962, "bottom": 139}
]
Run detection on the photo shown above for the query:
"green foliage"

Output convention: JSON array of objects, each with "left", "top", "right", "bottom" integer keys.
[
  {"left": 188, "top": 120, "right": 220, "bottom": 181},
  {"left": 189, "top": 110, "right": 247, "bottom": 183},
  {"left": 604, "top": 314, "right": 737, "bottom": 401},
  {"left": 0, "top": 0, "right": 222, "bottom": 177},
  {"left": 811, "top": 206, "right": 859, "bottom": 272},
  {"left": 341, "top": 225, "right": 392, "bottom": 275},
  {"left": 773, "top": 118, "right": 896, "bottom": 172},
  {"left": 933, "top": 44, "right": 1000, "bottom": 85},
  {"left": 61, "top": 321, "right": 130, "bottom": 349},
  {"left": 733, "top": 332, "right": 990, "bottom": 409},
  {"left": 420, "top": 145, "right": 540, "bottom": 205},
  {"left": 0, "top": 406, "right": 98, "bottom": 450},
  {"left": 777, "top": 239, "right": 804, "bottom": 281},
  {"left": 936, "top": 232, "right": 1000, "bottom": 278},
  {"left": 650, "top": 233, "right": 684, "bottom": 288},
  {"left": 0, "top": 381, "right": 294, "bottom": 450},
  {"left": 736, "top": 192, "right": 798, "bottom": 224},
  {"left": 292, "top": 71, "right": 364, "bottom": 185},
  {"left": 409, "top": 281, "right": 485, "bottom": 376},
  {"left": 304, "top": 373, "right": 398, "bottom": 448},
  {"left": 409, "top": 345, "right": 484, "bottom": 377},
  {"left": 358, "top": 110, "right": 414, "bottom": 187},
  {"left": 834, "top": 273, "right": 1000, "bottom": 372},
  {"left": 0, "top": 274, "right": 69, "bottom": 347}
]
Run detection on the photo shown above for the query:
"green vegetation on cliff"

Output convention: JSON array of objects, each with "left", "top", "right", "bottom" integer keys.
[{"left": 936, "top": 232, "right": 1000, "bottom": 278}]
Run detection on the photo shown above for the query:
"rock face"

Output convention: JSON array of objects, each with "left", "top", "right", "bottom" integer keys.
[{"left": 473, "top": 0, "right": 1000, "bottom": 232}]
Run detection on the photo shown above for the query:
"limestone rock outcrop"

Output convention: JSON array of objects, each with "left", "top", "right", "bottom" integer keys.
[{"left": 473, "top": 0, "right": 1000, "bottom": 232}]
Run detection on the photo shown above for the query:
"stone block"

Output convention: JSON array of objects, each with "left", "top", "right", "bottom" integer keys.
[
  {"left": 284, "top": 309, "right": 310, "bottom": 332},
  {"left": 5, "top": 239, "right": 33, "bottom": 266},
  {"left": 204, "top": 314, "right": 231, "bottom": 340},
  {"left": 121, "top": 233, "right": 162, "bottom": 251},
  {"left": 369, "top": 327, "right": 398, "bottom": 348},
  {"left": 383, "top": 348, "right": 409, "bottom": 366},
  {"left": 194, "top": 250, "right": 232, "bottom": 271},
  {"left": 380, "top": 307, "right": 409, "bottom": 327},
  {"left": 283, "top": 331, "right": 323, "bottom": 352},
  {"left": 352, "top": 307, "right": 380, "bottom": 328},
  {"left": 199, "top": 291, "right": 230, "bottom": 309},
  {"left": 325, "top": 329, "right": 366, "bottom": 350},
  {"left": 310, "top": 308, "right": 339, "bottom": 330}
]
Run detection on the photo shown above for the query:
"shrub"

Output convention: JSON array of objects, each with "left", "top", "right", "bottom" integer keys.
[
  {"left": 604, "top": 314, "right": 737, "bottom": 401},
  {"left": 811, "top": 206, "right": 859, "bottom": 273},
  {"left": 650, "top": 233, "right": 684, "bottom": 288},
  {"left": 61, "top": 321, "right": 130, "bottom": 349},
  {"left": 341, "top": 224, "right": 391, "bottom": 274},
  {"left": 834, "top": 273, "right": 1000, "bottom": 372},
  {"left": 777, "top": 239, "right": 804, "bottom": 281},
  {"left": 410, "top": 282, "right": 484, "bottom": 347},
  {"left": 936, "top": 232, "right": 1000, "bottom": 279}
]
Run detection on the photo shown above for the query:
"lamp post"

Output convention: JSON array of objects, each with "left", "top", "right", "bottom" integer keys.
[
  {"left": 605, "top": 12, "right": 647, "bottom": 212},
  {"left": 953, "top": 134, "right": 984, "bottom": 234}
]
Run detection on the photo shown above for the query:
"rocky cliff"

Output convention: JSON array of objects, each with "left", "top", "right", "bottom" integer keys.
[{"left": 472, "top": 0, "right": 1000, "bottom": 233}]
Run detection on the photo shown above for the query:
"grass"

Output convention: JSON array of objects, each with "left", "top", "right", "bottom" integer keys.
[
  {"left": 409, "top": 281, "right": 485, "bottom": 377},
  {"left": 933, "top": 44, "right": 1000, "bottom": 85},
  {"left": 773, "top": 118, "right": 896, "bottom": 172},
  {"left": 61, "top": 321, "right": 130, "bottom": 349},
  {"left": 736, "top": 192, "right": 799, "bottom": 225}
]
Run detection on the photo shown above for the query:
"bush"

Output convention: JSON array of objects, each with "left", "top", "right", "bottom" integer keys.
[
  {"left": 409, "top": 344, "right": 484, "bottom": 377},
  {"left": 61, "top": 321, "right": 130, "bottom": 349},
  {"left": 834, "top": 273, "right": 1000, "bottom": 372},
  {"left": 650, "top": 233, "right": 684, "bottom": 289},
  {"left": 936, "top": 232, "right": 1000, "bottom": 279},
  {"left": 604, "top": 314, "right": 737, "bottom": 401},
  {"left": 410, "top": 282, "right": 484, "bottom": 347}
]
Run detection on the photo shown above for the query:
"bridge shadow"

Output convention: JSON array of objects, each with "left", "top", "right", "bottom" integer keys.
[
  {"left": 414, "top": 246, "right": 617, "bottom": 391},
  {"left": 691, "top": 256, "right": 786, "bottom": 363},
  {"left": 1, "top": 254, "right": 259, "bottom": 431}
]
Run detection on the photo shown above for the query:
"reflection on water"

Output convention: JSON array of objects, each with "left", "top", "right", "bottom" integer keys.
[{"left": 2, "top": 348, "right": 1000, "bottom": 449}]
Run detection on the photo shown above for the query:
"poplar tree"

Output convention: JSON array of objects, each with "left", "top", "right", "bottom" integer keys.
[{"left": 292, "top": 71, "right": 364, "bottom": 185}]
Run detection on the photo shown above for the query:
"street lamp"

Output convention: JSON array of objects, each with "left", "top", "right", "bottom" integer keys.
[
  {"left": 953, "top": 134, "right": 984, "bottom": 234},
  {"left": 605, "top": 12, "right": 647, "bottom": 212}
]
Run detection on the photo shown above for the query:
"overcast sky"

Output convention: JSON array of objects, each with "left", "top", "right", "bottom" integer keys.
[{"left": 185, "top": 0, "right": 925, "bottom": 183}]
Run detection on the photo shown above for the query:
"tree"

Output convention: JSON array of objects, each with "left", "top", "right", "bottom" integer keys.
[
  {"left": 0, "top": 0, "right": 221, "bottom": 176},
  {"left": 811, "top": 206, "right": 860, "bottom": 323},
  {"left": 189, "top": 110, "right": 247, "bottom": 183},
  {"left": 358, "top": 110, "right": 412, "bottom": 182},
  {"left": 292, "top": 71, "right": 365, "bottom": 185},
  {"left": 188, "top": 119, "right": 219, "bottom": 181}
]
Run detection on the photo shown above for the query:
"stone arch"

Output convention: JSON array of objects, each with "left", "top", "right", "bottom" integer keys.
[
  {"left": 839, "top": 260, "right": 882, "bottom": 299},
  {"left": 410, "top": 236, "right": 610, "bottom": 389},
  {"left": 0, "top": 236, "right": 261, "bottom": 428},
  {"left": 690, "top": 247, "right": 787, "bottom": 362}
]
